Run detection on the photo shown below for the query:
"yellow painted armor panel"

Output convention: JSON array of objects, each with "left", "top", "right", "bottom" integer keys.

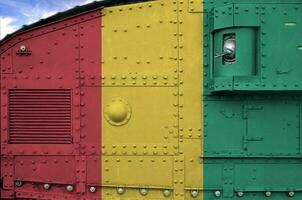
[{"left": 101, "top": 0, "right": 203, "bottom": 199}]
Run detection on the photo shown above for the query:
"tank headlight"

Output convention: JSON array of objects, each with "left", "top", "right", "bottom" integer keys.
[{"left": 223, "top": 36, "right": 236, "bottom": 63}]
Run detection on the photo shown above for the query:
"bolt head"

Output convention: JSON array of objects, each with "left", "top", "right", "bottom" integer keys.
[
  {"left": 191, "top": 190, "right": 198, "bottom": 198},
  {"left": 265, "top": 191, "right": 272, "bottom": 197},
  {"left": 163, "top": 189, "right": 171, "bottom": 197},
  {"left": 140, "top": 188, "right": 148, "bottom": 196},
  {"left": 117, "top": 187, "right": 125, "bottom": 194},
  {"left": 20, "top": 45, "right": 27, "bottom": 52},
  {"left": 237, "top": 191, "right": 244, "bottom": 197},
  {"left": 66, "top": 185, "right": 74, "bottom": 192},
  {"left": 43, "top": 183, "right": 51, "bottom": 190},
  {"left": 214, "top": 190, "right": 221, "bottom": 197},
  {"left": 89, "top": 186, "right": 97, "bottom": 193},
  {"left": 15, "top": 181, "right": 23, "bottom": 187},
  {"left": 288, "top": 191, "right": 295, "bottom": 197}
]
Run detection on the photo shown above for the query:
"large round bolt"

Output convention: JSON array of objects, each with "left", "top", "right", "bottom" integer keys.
[
  {"left": 265, "top": 191, "right": 272, "bottom": 197},
  {"left": 214, "top": 190, "right": 221, "bottom": 197},
  {"left": 288, "top": 191, "right": 295, "bottom": 197},
  {"left": 191, "top": 190, "right": 198, "bottom": 198},
  {"left": 66, "top": 185, "right": 74, "bottom": 192},
  {"left": 163, "top": 189, "right": 171, "bottom": 197},
  {"left": 117, "top": 187, "right": 125, "bottom": 195},
  {"left": 139, "top": 188, "right": 148, "bottom": 196},
  {"left": 89, "top": 186, "right": 97, "bottom": 193},
  {"left": 43, "top": 183, "right": 51, "bottom": 190},
  {"left": 20, "top": 45, "right": 27, "bottom": 52},
  {"left": 237, "top": 191, "right": 244, "bottom": 197},
  {"left": 15, "top": 181, "right": 23, "bottom": 187}
]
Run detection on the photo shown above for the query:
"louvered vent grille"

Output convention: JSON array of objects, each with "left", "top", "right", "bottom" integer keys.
[{"left": 8, "top": 89, "right": 72, "bottom": 144}]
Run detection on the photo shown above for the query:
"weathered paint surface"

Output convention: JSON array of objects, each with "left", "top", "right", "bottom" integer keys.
[
  {"left": 101, "top": 0, "right": 203, "bottom": 199},
  {"left": 0, "top": 0, "right": 204, "bottom": 198},
  {"left": 0, "top": 9, "right": 102, "bottom": 199},
  {"left": 1, "top": 0, "right": 302, "bottom": 199},
  {"left": 203, "top": 0, "right": 302, "bottom": 199}
]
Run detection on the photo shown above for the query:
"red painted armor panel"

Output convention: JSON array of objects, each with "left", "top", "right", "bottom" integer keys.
[{"left": 0, "top": 9, "right": 102, "bottom": 200}]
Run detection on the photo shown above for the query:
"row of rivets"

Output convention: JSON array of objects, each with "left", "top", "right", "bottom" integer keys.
[
  {"left": 14, "top": 181, "right": 297, "bottom": 197},
  {"left": 15, "top": 181, "right": 74, "bottom": 192},
  {"left": 191, "top": 190, "right": 296, "bottom": 198},
  {"left": 15, "top": 181, "right": 100, "bottom": 194},
  {"left": 234, "top": 191, "right": 296, "bottom": 197},
  {"left": 116, "top": 187, "right": 171, "bottom": 197}
]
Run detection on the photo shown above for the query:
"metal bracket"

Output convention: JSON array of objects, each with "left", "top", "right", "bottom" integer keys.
[{"left": 16, "top": 49, "right": 31, "bottom": 56}]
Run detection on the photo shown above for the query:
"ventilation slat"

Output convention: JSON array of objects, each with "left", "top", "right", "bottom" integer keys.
[{"left": 8, "top": 89, "right": 72, "bottom": 144}]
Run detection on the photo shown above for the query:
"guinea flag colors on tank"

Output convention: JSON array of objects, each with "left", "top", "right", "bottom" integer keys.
[{"left": 1, "top": 0, "right": 302, "bottom": 199}]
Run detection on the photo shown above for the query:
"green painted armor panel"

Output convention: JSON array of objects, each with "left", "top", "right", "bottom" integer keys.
[
  {"left": 204, "top": 1, "right": 302, "bottom": 199},
  {"left": 206, "top": 2, "right": 302, "bottom": 92}
]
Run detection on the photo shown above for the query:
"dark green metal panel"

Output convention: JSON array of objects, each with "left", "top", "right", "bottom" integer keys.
[
  {"left": 204, "top": 159, "right": 302, "bottom": 199},
  {"left": 210, "top": 5, "right": 234, "bottom": 30},
  {"left": 204, "top": 100, "right": 247, "bottom": 157},
  {"left": 260, "top": 4, "right": 302, "bottom": 90},
  {"left": 246, "top": 100, "right": 300, "bottom": 156},
  {"left": 204, "top": 1, "right": 302, "bottom": 199},
  {"left": 234, "top": 4, "right": 261, "bottom": 27},
  {"left": 234, "top": 161, "right": 302, "bottom": 191},
  {"left": 206, "top": 3, "right": 302, "bottom": 92}
]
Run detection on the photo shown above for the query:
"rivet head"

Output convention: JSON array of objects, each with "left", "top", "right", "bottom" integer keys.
[
  {"left": 237, "top": 191, "right": 244, "bottom": 197},
  {"left": 288, "top": 191, "right": 294, "bottom": 197},
  {"left": 214, "top": 190, "right": 221, "bottom": 197},
  {"left": 191, "top": 190, "right": 198, "bottom": 198},
  {"left": 117, "top": 187, "right": 125, "bottom": 194},
  {"left": 43, "top": 183, "right": 51, "bottom": 190},
  {"left": 265, "top": 191, "right": 272, "bottom": 197},
  {"left": 15, "top": 181, "right": 23, "bottom": 187},
  {"left": 89, "top": 186, "right": 97, "bottom": 193},
  {"left": 163, "top": 189, "right": 171, "bottom": 197},
  {"left": 140, "top": 188, "right": 148, "bottom": 196},
  {"left": 66, "top": 185, "right": 74, "bottom": 192}
]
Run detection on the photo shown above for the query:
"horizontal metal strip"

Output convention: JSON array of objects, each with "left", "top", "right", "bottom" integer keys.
[
  {"left": 9, "top": 90, "right": 70, "bottom": 93},
  {"left": 10, "top": 119, "right": 71, "bottom": 122},
  {"left": 9, "top": 96, "right": 71, "bottom": 98},
  {"left": 10, "top": 105, "right": 71, "bottom": 108},
  {"left": 9, "top": 101, "right": 71, "bottom": 105},
  {"left": 9, "top": 111, "right": 71, "bottom": 114},
  {"left": 10, "top": 136, "right": 71, "bottom": 139},
  {"left": 9, "top": 129, "right": 71, "bottom": 132},
  {"left": 10, "top": 142, "right": 71, "bottom": 144},
  {"left": 10, "top": 132, "right": 71, "bottom": 135}
]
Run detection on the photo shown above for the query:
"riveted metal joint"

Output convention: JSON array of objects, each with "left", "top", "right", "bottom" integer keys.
[
  {"left": 265, "top": 191, "right": 272, "bottom": 197},
  {"left": 139, "top": 188, "right": 148, "bottom": 196},
  {"left": 214, "top": 190, "right": 221, "bottom": 197},
  {"left": 15, "top": 181, "right": 23, "bottom": 187},
  {"left": 163, "top": 189, "right": 172, "bottom": 197},
  {"left": 288, "top": 191, "right": 295, "bottom": 197},
  {"left": 43, "top": 183, "right": 51, "bottom": 190},
  {"left": 89, "top": 186, "right": 97, "bottom": 193},
  {"left": 117, "top": 187, "right": 125, "bottom": 195},
  {"left": 237, "top": 191, "right": 244, "bottom": 197},
  {"left": 66, "top": 185, "right": 74, "bottom": 192},
  {"left": 191, "top": 190, "right": 198, "bottom": 198}
]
